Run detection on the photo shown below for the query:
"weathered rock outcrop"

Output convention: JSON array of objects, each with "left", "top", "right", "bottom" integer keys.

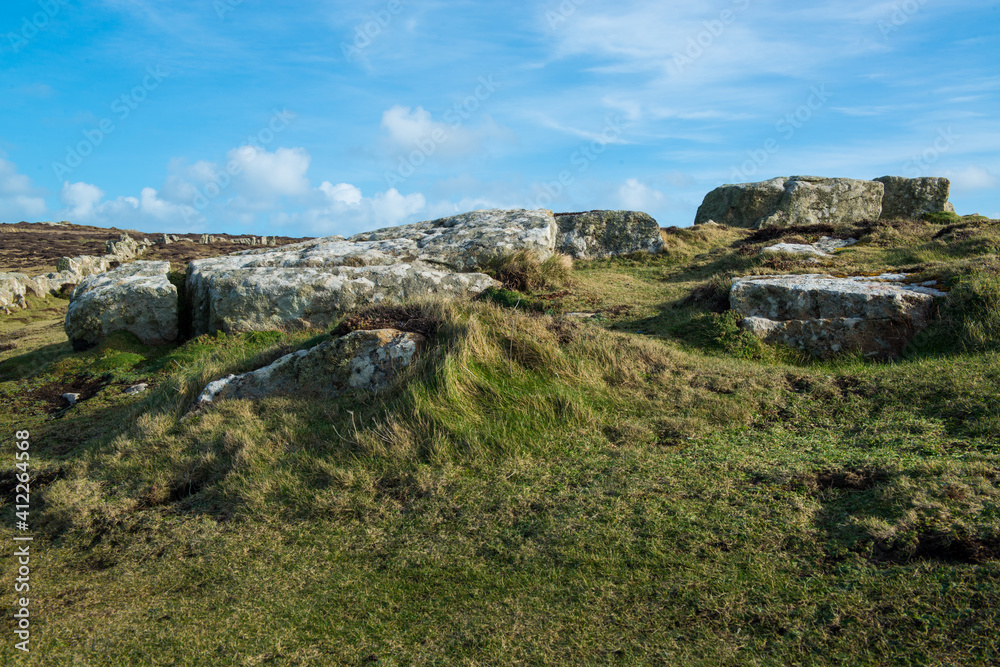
[
  {"left": 1, "top": 232, "right": 149, "bottom": 315},
  {"left": 188, "top": 328, "right": 424, "bottom": 414},
  {"left": 555, "top": 210, "right": 663, "bottom": 259},
  {"left": 105, "top": 233, "right": 147, "bottom": 261},
  {"left": 0, "top": 273, "right": 29, "bottom": 313},
  {"left": 56, "top": 255, "right": 111, "bottom": 277},
  {"left": 187, "top": 256, "right": 497, "bottom": 336},
  {"left": 349, "top": 209, "right": 558, "bottom": 271},
  {"left": 731, "top": 273, "right": 946, "bottom": 358},
  {"left": 187, "top": 208, "right": 663, "bottom": 335},
  {"left": 696, "top": 176, "right": 884, "bottom": 229},
  {"left": 874, "top": 176, "right": 954, "bottom": 219},
  {"left": 762, "top": 237, "right": 857, "bottom": 257},
  {"left": 65, "top": 261, "right": 178, "bottom": 348}
]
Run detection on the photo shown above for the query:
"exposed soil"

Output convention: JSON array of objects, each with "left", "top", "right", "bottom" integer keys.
[
  {"left": 814, "top": 467, "right": 890, "bottom": 491},
  {"left": 331, "top": 304, "right": 441, "bottom": 339},
  {"left": 877, "top": 531, "right": 1000, "bottom": 565},
  {"left": 30, "top": 374, "right": 111, "bottom": 412}
]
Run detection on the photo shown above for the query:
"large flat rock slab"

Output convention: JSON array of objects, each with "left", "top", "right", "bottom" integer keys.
[
  {"left": 65, "top": 261, "right": 178, "bottom": 348},
  {"left": 187, "top": 260, "right": 496, "bottom": 335},
  {"left": 731, "top": 273, "right": 946, "bottom": 358},
  {"left": 696, "top": 176, "right": 884, "bottom": 229}
]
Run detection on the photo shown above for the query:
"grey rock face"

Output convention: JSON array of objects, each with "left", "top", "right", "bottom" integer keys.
[
  {"left": 349, "top": 209, "right": 558, "bottom": 271},
  {"left": 188, "top": 328, "right": 424, "bottom": 414},
  {"left": 187, "top": 259, "right": 497, "bottom": 336},
  {"left": 874, "top": 176, "right": 953, "bottom": 219},
  {"left": 695, "top": 176, "right": 884, "bottom": 228},
  {"left": 762, "top": 237, "right": 857, "bottom": 257},
  {"left": 65, "top": 261, "right": 178, "bottom": 347},
  {"left": 761, "top": 243, "right": 829, "bottom": 257},
  {"left": 730, "top": 273, "right": 946, "bottom": 358},
  {"left": 56, "top": 255, "right": 111, "bottom": 277},
  {"left": 190, "top": 208, "right": 629, "bottom": 336},
  {"left": 105, "top": 233, "right": 143, "bottom": 261},
  {"left": 554, "top": 210, "right": 663, "bottom": 259},
  {"left": 0, "top": 273, "right": 29, "bottom": 313}
]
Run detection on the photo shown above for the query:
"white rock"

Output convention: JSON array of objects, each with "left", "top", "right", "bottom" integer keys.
[{"left": 65, "top": 261, "right": 178, "bottom": 348}]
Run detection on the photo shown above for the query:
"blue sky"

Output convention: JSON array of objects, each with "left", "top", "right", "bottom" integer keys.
[{"left": 1, "top": 0, "right": 998, "bottom": 237}]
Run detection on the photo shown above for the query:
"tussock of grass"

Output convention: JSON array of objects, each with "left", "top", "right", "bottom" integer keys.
[{"left": 479, "top": 248, "right": 572, "bottom": 291}]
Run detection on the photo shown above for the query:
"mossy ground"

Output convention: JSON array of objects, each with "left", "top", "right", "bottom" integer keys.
[{"left": 1, "top": 216, "right": 999, "bottom": 665}]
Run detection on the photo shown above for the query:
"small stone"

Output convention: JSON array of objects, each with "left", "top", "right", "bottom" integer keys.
[
  {"left": 125, "top": 383, "right": 149, "bottom": 395},
  {"left": 62, "top": 393, "right": 81, "bottom": 406}
]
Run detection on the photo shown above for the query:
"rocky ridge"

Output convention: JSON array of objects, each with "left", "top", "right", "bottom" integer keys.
[
  {"left": 0, "top": 232, "right": 151, "bottom": 314},
  {"left": 696, "top": 176, "right": 953, "bottom": 229}
]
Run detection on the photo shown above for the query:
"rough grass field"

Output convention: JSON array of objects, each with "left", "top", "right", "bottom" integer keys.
[{"left": 1, "top": 216, "right": 999, "bottom": 665}]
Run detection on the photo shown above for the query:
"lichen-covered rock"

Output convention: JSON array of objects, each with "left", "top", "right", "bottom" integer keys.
[
  {"left": 105, "top": 233, "right": 143, "bottom": 261},
  {"left": 65, "top": 261, "right": 178, "bottom": 348},
  {"left": 186, "top": 247, "right": 497, "bottom": 335},
  {"left": 0, "top": 273, "right": 29, "bottom": 313},
  {"left": 761, "top": 237, "right": 857, "bottom": 257},
  {"left": 695, "top": 176, "right": 884, "bottom": 229},
  {"left": 731, "top": 273, "right": 946, "bottom": 358},
  {"left": 874, "top": 176, "right": 953, "bottom": 219},
  {"left": 554, "top": 210, "right": 663, "bottom": 259},
  {"left": 349, "top": 209, "right": 558, "bottom": 271},
  {"left": 56, "top": 255, "right": 111, "bottom": 277},
  {"left": 188, "top": 328, "right": 424, "bottom": 413}
]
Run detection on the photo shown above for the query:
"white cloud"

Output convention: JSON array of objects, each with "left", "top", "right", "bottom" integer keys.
[
  {"left": 0, "top": 156, "right": 47, "bottom": 221},
  {"left": 320, "top": 182, "right": 363, "bottom": 206},
  {"left": 618, "top": 178, "right": 665, "bottom": 212},
  {"left": 945, "top": 166, "right": 998, "bottom": 191},
  {"left": 59, "top": 180, "right": 202, "bottom": 229},
  {"left": 380, "top": 105, "right": 510, "bottom": 160},
  {"left": 60, "top": 181, "right": 105, "bottom": 219},
  {"left": 228, "top": 145, "right": 311, "bottom": 198}
]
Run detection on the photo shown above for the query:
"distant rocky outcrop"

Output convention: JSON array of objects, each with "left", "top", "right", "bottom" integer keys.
[
  {"left": 730, "top": 273, "right": 947, "bottom": 358},
  {"left": 65, "top": 261, "right": 178, "bottom": 349},
  {"left": 187, "top": 328, "right": 424, "bottom": 416},
  {"left": 874, "top": 176, "right": 954, "bottom": 220},
  {"left": 0, "top": 232, "right": 149, "bottom": 314},
  {"left": 231, "top": 236, "right": 276, "bottom": 246},
  {"left": 695, "top": 176, "right": 884, "bottom": 229}
]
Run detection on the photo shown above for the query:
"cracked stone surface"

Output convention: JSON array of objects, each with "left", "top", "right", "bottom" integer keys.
[{"left": 730, "top": 273, "right": 947, "bottom": 358}]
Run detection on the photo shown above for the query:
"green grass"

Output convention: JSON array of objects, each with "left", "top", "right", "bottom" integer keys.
[{"left": 2, "top": 216, "right": 1000, "bottom": 665}]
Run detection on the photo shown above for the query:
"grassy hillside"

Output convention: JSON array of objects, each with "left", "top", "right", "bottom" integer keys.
[{"left": 1, "top": 216, "right": 999, "bottom": 665}]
